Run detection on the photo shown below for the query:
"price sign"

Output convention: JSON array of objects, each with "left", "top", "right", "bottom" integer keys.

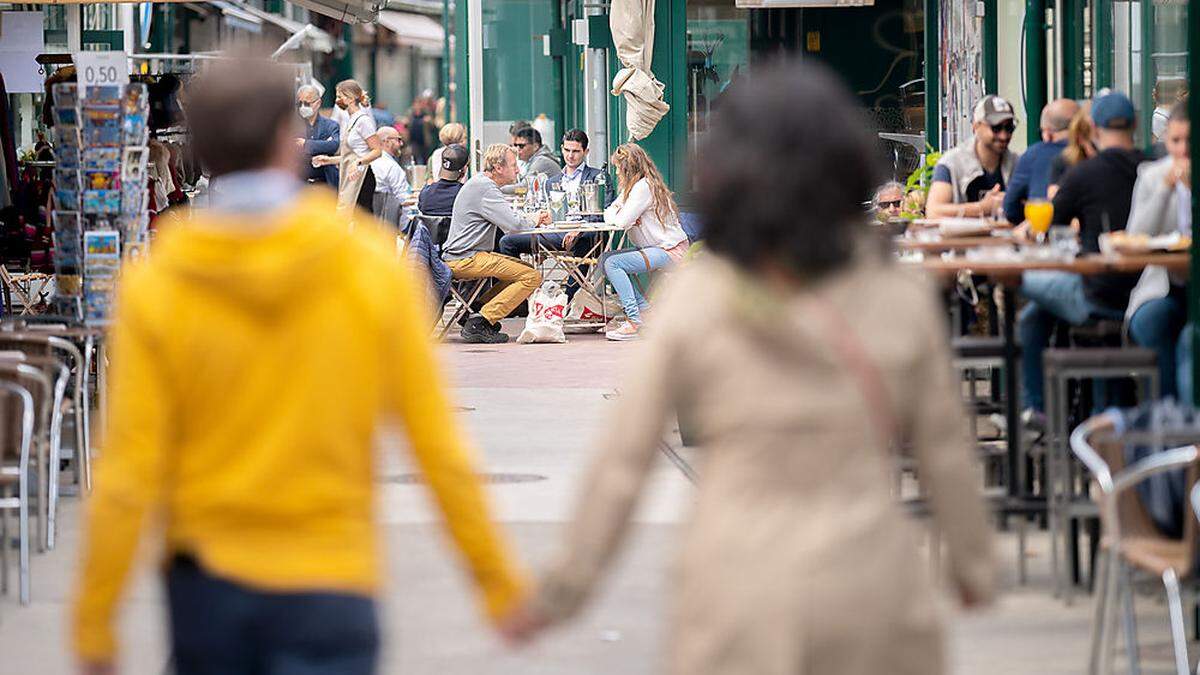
[{"left": 74, "top": 51, "right": 130, "bottom": 88}]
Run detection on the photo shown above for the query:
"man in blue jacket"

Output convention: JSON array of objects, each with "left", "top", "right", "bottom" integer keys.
[
  {"left": 498, "top": 129, "right": 606, "bottom": 259},
  {"left": 296, "top": 84, "right": 340, "bottom": 187},
  {"left": 1003, "top": 98, "right": 1079, "bottom": 224}
]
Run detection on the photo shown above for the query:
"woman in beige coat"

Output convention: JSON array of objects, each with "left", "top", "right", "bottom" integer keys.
[{"left": 502, "top": 62, "right": 997, "bottom": 674}]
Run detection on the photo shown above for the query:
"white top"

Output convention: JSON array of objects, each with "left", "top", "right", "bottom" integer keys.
[
  {"left": 371, "top": 154, "right": 410, "bottom": 197},
  {"left": 428, "top": 146, "right": 445, "bottom": 173},
  {"left": 343, "top": 110, "right": 378, "bottom": 157},
  {"left": 604, "top": 177, "right": 688, "bottom": 252}
]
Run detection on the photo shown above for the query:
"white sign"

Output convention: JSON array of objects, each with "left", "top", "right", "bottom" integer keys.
[{"left": 74, "top": 51, "right": 129, "bottom": 88}]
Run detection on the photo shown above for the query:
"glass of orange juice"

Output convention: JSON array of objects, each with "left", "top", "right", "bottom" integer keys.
[{"left": 1025, "top": 199, "right": 1054, "bottom": 243}]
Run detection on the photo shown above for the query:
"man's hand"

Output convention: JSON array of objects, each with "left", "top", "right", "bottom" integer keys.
[
  {"left": 1012, "top": 221, "right": 1033, "bottom": 243},
  {"left": 295, "top": 138, "right": 307, "bottom": 148},
  {"left": 979, "top": 184, "right": 1005, "bottom": 216},
  {"left": 79, "top": 661, "right": 115, "bottom": 675},
  {"left": 496, "top": 601, "right": 548, "bottom": 647},
  {"left": 562, "top": 232, "right": 579, "bottom": 250},
  {"left": 1167, "top": 157, "right": 1191, "bottom": 189},
  {"left": 536, "top": 211, "right": 552, "bottom": 227}
]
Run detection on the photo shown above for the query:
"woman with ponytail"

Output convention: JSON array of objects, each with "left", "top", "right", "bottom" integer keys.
[{"left": 313, "top": 79, "right": 383, "bottom": 217}]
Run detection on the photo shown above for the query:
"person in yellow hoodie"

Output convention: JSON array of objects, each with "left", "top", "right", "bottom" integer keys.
[{"left": 72, "top": 59, "right": 526, "bottom": 675}]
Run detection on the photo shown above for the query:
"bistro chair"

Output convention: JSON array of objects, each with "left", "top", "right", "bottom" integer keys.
[
  {"left": 0, "top": 353, "right": 69, "bottom": 551},
  {"left": 0, "top": 332, "right": 91, "bottom": 492},
  {"left": 0, "top": 379, "right": 35, "bottom": 606},
  {"left": 437, "top": 278, "right": 489, "bottom": 340},
  {"left": 1071, "top": 414, "right": 1199, "bottom": 675},
  {"left": 1046, "top": 346, "right": 1160, "bottom": 605}
]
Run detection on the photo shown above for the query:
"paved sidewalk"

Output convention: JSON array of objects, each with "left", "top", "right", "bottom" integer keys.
[{"left": 0, "top": 324, "right": 1189, "bottom": 673}]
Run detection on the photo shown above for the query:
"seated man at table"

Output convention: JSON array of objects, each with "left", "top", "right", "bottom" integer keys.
[
  {"left": 443, "top": 143, "right": 551, "bottom": 344},
  {"left": 1018, "top": 91, "right": 1146, "bottom": 421},
  {"left": 872, "top": 181, "right": 905, "bottom": 221},
  {"left": 926, "top": 95, "right": 1020, "bottom": 219},
  {"left": 1004, "top": 98, "right": 1080, "bottom": 225},
  {"left": 501, "top": 126, "right": 562, "bottom": 195},
  {"left": 498, "top": 129, "right": 606, "bottom": 262},
  {"left": 418, "top": 143, "right": 468, "bottom": 216}
]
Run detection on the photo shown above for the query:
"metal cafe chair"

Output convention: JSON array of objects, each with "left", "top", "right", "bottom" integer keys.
[
  {"left": 0, "top": 379, "right": 35, "bottom": 606},
  {"left": 1071, "top": 414, "right": 1199, "bottom": 675},
  {"left": 0, "top": 353, "right": 69, "bottom": 551}
]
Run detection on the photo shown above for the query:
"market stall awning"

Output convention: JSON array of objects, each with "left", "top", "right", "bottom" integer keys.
[
  {"left": 287, "top": 0, "right": 381, "bottom": 24},
  {"left": 236, "top": 2, "right": 335, "bottom": 53},
  {"left": 208, "top": 0, "right": 264, "bottom": 33},
  {"left": 375, "top": 10, "right": 444, "bottom": 53}
]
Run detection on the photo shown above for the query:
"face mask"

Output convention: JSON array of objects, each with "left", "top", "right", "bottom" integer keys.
[{"left": 298, "top": 104, "right": 316, "bottom": 119}]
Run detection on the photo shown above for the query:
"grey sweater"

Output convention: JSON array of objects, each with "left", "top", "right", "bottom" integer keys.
[{"left": 444, "top": 174, "right": 535, "bottom": 260}]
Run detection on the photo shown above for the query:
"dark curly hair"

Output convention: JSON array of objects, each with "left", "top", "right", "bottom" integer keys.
[{"left": 696, "top": 60, "right": 882, "bottom": 280}]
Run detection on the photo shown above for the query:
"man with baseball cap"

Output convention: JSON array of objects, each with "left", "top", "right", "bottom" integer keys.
[
  {"left": 1018, "top": 91, "right": 1146, "bottom": 419},
  {"left": 418, "top": 142, "right": 468, "bottom": 216},
  {"left": 926, "top": 94, "right": 1021, "bottom": 218}
]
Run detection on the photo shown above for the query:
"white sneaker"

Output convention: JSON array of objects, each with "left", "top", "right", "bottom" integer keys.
[{"left": 605, "top": 321, "right": 640, "bottom": 341}]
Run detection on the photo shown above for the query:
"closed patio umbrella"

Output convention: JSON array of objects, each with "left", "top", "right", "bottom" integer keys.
[{"left": 609, "top": 0, "right": 669, "bottom": 140}]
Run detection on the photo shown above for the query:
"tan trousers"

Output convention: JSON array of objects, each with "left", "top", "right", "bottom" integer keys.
[{"left": 446, "top": 252, "right": 542, "bottom": 324}]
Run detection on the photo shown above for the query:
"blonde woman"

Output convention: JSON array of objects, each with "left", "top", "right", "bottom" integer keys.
[
  {"left": 599, "top": 143, "right": 690, "bottom": 341},
  {"left": 313, "top": 80, "right": 383, "bottom": 214},
  {"left": 1047, "top": 104, "right": 1096, "bottom": 199},
  {"left": 428, "top": 122, "right": 467, "bottom": 185}
]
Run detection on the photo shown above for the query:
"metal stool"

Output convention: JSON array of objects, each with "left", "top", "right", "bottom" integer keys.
[
  {"left": 1045, "top": 346, "right": 1160, "bottom": 604},
  {"left": 951, "top": 335, "right": 1010, "bottom": 482}
]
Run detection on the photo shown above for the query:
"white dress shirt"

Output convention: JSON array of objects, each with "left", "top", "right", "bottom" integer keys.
[{"left": 371, "top": 154, "right": 411, "bottom": 197}]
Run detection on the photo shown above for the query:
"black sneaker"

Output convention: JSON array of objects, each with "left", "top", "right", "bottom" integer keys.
[{"left": 461, "top": 316, "right": 509, "bottom": 344}]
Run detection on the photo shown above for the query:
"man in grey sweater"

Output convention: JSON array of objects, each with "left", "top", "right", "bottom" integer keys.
[
  {"left": 444, "top": 143, "right": 551, "bottom": 343},
  {"left": 501, "top": 127, "right": 562, "bottom": 195}
]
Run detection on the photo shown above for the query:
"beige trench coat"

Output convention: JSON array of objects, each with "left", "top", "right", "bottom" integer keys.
[{"left": 536, "top": 252, "right": 996, "bottom": 675}]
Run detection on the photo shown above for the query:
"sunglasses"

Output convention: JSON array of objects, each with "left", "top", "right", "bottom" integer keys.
[
  {"left": 512, "top": 143, "right": 528, "bottom": 149},
  {"left": 991, "top": 121, "right": 1017, "bottom": 134},
  {"left": 877, "top": 199, "right": 903, "bottom": 209}
]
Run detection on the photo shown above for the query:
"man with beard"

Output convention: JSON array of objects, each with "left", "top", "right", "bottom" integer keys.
[{"left": 926, "top": 95, "right": 1021, "bottom": 218}]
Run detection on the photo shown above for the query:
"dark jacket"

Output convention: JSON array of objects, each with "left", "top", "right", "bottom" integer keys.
[
  {"left": 418, "top": 179, "right": 464, "bottom": 216},
  {"left": 1003, "top": 140, "right": 1066, "bottom": 224},
  {"left": 303, "top": 115, "right": 340, "bottom": 187},
  {"left": 1052, "top": 146, "right": 1146, "bottom": 311}
]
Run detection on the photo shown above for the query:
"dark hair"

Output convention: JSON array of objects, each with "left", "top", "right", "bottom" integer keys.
[
  {"left": 188, "top": 59, "right": 295, "bottom": 178},
  {"left": 562, "top": 128, "right": 589, "bottom": 149},
  {"left": 514, "top": 126, "right": 542, "bottom": 146},
  {"left": 509, "top": 120, "right": 532, "bottom": 136},
  {"left": 1170, "top": 100, "right": 1189, "bottom": 123},
  {"left": 696, "top": 61, "right": 881, "bottom": 280}
]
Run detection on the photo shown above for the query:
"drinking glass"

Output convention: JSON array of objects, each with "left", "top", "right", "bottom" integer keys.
[
  {"left": 1025, "top": 199, "right": 1053, "bottom": 243},
  {"left": 1048, "top": 225, "right": 1078, "bottom": 259}
]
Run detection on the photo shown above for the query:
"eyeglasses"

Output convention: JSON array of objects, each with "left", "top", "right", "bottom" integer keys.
[
  {"left": 876, "top": 199, "right": 903, "bottom": 209},
  {"left": 991, "top": 121, "right": 1017, "bottom": 135},
  {"left": 512, "top": 143, "right": 528, "bottom": 149}
]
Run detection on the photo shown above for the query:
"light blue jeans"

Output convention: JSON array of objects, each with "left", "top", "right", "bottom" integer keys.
[{"left": 601, "top": 247, "right": 672, "bottom": 325}]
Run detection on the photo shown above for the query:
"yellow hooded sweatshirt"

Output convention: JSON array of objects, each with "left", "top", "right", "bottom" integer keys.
[{"left": 72, "top": 189, "right": 525, "bottom": 662}]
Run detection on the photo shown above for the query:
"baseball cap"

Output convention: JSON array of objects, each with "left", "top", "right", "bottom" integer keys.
[
  {"left": 973, "top": 95, "right": 1016, "bottom": 126},
  {"left": 1091, "top": 91, "right": 1137, "bottom": 130},
  {"left": 441, "top": 143, "right": 468, "bottom": 177}
]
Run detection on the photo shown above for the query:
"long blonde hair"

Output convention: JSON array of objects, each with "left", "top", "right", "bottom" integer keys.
[
  {"left": 611, "top": 143, "right": 678, "bottom": 224},
  {"left": 1063, "top": 107, "right": 1096, "bottom": 167}
]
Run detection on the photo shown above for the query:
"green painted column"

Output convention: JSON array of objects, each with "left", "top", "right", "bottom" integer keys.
[
  {"left": 1093, "top": 0, "right": 1113, "bottom": 91},
  {"left": 1139, "top": 0, "right": 1155, "bottom": 149},
  {"left": 924, "top": 0, "right": 939, "bottom": 151},
  {"left": 637, "top": 0, "right": 687, "bottom": 192},
  {"left": 442, "top": 0, "right": 451, "bottom": 101},
  {"left": 1190, "top": 0, "right": 1199, "bottom": 405},
  {"left": 983, "top": 0, "right": 997, "bottom": 93},
  {"left": 1024, "top": 0, "right": 1046, "bottom": 147},
  {"left": 454, "top": 0, "right": 468, "bottom": 124},
  {"left": 1061, "top": 0, "right": 1085, "bottom": 99}
]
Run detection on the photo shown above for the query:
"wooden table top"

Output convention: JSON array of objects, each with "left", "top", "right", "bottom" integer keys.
[
  {"left": 895, "top": 235, "right": 1020, "bottom": 252},
  {"left": 912, "top": 252, "right": 1190, "bottom": 281}
]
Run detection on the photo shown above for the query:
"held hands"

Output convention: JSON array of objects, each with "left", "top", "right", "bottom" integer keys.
[
  {"left": 311, "top": 155, "right": 334, "bottom": 168},
  {"left": 1166, "top": 157, "right": 1191, "bottom": 189},
  {"left": 535, "top": 211, "right": 553, "bottom": 227},
  {"left": 979, "top": 184, "right": 1005, "bottom": 216}
]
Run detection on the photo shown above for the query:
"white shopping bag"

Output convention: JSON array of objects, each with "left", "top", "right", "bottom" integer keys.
[{"left": 517, "top": 281, "right": 569, "bottom": 344}]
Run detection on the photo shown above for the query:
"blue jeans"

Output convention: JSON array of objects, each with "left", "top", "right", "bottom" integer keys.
[
  {"left": 1128, "top": 293, "right": 1187, "bottom": 400},
  {"left": 167, "top": 555, "right": 379, "bottom": 675},
  {"left": 601, "top": 247, "right": 672, "bottom": 324},
  {"left": 1178, "top": 324, "right": 1195, "bottom": 405},
  {"left": 1019, "top": 271, "right": 1124, "bottom": 411}
]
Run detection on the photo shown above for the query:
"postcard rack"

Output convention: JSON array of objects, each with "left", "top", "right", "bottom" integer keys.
[{"left": 50, "top": 83, "right": 151, "bottom": 326}]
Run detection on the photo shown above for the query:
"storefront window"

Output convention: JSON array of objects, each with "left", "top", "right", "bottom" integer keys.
[
  {"left": 1107, "top": 0, "right": 1187, "bottom": 147},
  {"left": 685, "top": 0, "right": 749, "bottom": 164}
]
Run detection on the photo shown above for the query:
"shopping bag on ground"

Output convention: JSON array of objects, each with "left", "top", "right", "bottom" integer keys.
[
  {"left": 517, "top": 281, "right": 568, "bottom": 344},
  {"left": 566, "top": 287, "right": 624, "bottom": 322}
]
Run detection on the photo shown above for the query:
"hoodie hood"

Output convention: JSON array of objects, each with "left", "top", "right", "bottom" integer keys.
[{"left": 153, "top": 189, "right": 348, "bottom": 314}]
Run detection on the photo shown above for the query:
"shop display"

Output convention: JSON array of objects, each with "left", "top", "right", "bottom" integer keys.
[{"left": 49, "top": 82, "right": 151, "bottom": 325}]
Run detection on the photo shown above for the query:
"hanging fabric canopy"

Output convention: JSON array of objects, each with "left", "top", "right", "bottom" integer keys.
[{"left": 609, "top": 0, "right": 668, "bottom": 141}]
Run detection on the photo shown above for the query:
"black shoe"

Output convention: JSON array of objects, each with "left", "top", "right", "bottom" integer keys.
[{"left": 461, "top": 316, "right": 509, "bottom": 344}]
